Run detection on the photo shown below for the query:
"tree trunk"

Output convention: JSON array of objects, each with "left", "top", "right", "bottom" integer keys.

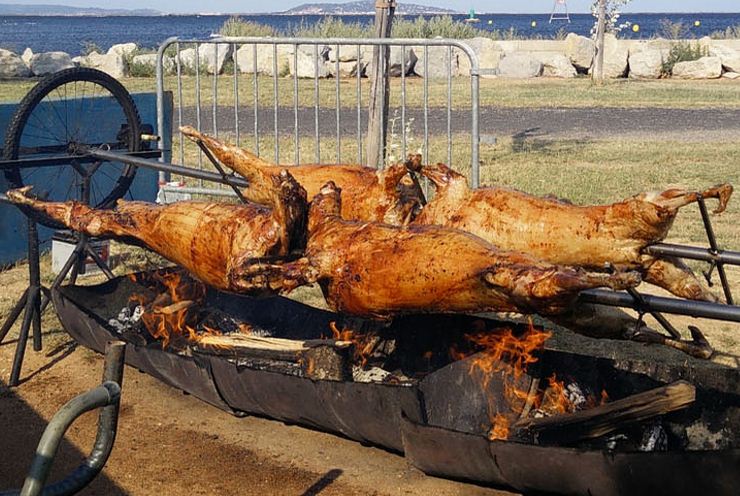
[
  {"left": 366, "top": 1, "right": 396, "bottom": 168},
  {"left": 593, "top": 0, "right": 607, "bottom": 84}
]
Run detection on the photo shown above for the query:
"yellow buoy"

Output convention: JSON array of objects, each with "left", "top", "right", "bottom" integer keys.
[
  {"left": 531, "top": 20, "right": 537, "bottom": 28},
  {"left": 632, "top": 24, "right": 640, "bottom": 33},
  {"left": 488, "top": 20, "right": 493, "bottom": 25},
  {"left": 694, "top": 20, "right": 701, "bottom": 27}
]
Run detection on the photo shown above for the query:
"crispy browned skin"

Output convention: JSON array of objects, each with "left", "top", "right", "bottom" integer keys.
[
  {"left": 412, "top": 162, "right": 733, "bottom": 302},
  {"left": 6, "top": 171, "right": 307, "bottom": 293},
  {"left": 180, "top": 126, "right": 422, "bottom": 225},
  {"left": 237, "top": 182, "right": 640, "bottom": 319}
]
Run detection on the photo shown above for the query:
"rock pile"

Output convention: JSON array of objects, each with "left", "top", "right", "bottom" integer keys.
[{"left": 1, "top": 37, "right": 739, "bottom": 81}]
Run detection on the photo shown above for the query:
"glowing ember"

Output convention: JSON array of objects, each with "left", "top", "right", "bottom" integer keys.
[
  {"left": 329, "top": 321, "right": 376, "bottom": 368},
  {"left": 129, "top": 271, "right": 218, "bottom": 348}
]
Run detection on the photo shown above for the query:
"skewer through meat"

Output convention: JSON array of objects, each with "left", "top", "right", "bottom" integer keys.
[
  {"left": 6, "top": 170, "right": 307, "bottom": 294},
  {"left": 180, "top": 126, "right": 422, "bottom": 225},
  {"left": 237, "top": 182, "right": 641, "bottom": 319},
  {"left": 410, "top": 161, "right": 732, "bottom": 303}
]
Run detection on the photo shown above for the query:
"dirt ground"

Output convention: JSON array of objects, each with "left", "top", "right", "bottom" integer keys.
[{"left": 0, "top": 258, "right": 515, "bottom": 496}]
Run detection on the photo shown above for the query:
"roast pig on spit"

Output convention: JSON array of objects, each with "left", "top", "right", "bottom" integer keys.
[
  {"left": 6, "top": 182, "right": 639, "bottom": 319},
  {"left": 411, "top": 161, "right": 732, "bottom": 303},
  {"left": 5, "top": 170, "right": 307, "bottom": 294},
  {"left": 235, "top": 181, "right": 641, "bottom": 318},
  {"left": 180, "top": 126, "right": 423, "bottom": 225}
]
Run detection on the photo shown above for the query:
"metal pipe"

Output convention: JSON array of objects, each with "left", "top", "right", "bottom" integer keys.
[
  {"left": 314, "top": 44, "right": 320, "bottom": 164},
  {"left": 156, "top": 37, "right": 178, "bottom": 181},
  {"left": 579, "top": 290, "right": 740, "bottom": 322},
  {"left": 12, "top": 341, "right": 126, "bottom": 496},
  {"left": 644, "top": 243, "right": 740, "bottom": 266},
  {"left": 84, "top": 148, "right": 248, "bottom": 188}
]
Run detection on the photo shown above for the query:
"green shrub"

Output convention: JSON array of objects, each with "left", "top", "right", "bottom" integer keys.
[
  {"left": 220, "top": 16, "right": 277, "bottom": 37},
  {"left": 291, "top": 16, "right": 370, "bottom": 38},
  {"left": 81, "top": 40, "right": 102, "bottom": 56},
  {"left": 660, "top": 41, "right": 708, "bottom": 77},
  {"left": 391, "top": 15, "right": 486, "bottom": 39},
  {"left": 657, "top": 19, "right": 690, "bottom": 40},
  {"left": 128, "top": 59, "right": 156, "bottom": 77},
  {"left": 709, "top": 24, "right": 740, "bottom": 39}
]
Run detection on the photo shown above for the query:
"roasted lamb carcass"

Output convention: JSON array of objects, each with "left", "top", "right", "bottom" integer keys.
[
  {"left": 237, "top": 181, "right": 641, "bottom": 319},
  {"left": 6, "top": 170, "right": 307, "bottom": 294},
  {"left": 180, "top": 126, "right": 422, "bottom": 224},
  {"left": 411, "top": 161, "right": 732, "bottom": 303}
]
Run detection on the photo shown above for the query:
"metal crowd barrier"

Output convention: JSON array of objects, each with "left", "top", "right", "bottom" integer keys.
[{"left": 155, "top": 36, "right": 481, "bottom": 196}]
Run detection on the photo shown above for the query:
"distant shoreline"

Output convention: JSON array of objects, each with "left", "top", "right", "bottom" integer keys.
[{"left": 2, "top": 12, "right": 740, "bottom": 18}]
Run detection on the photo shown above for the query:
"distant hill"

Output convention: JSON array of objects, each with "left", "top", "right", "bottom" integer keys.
[
  {"left": 280, "top": 1, "right": 458, "bottom": 15},
  {"left": 0, "top": 3, "right": 161, "bottom": 16}
]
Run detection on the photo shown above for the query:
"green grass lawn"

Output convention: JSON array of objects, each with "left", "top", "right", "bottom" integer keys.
[{"left": 2, "top": 75, "right": 740, "bottom": 109}]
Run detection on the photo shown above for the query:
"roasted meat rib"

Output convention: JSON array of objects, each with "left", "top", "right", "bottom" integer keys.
[
  {"left": 238, "top": 182, "right": 640, "bottom": 318},
  {"left": 411, "top": 161, "right": 733, "bottom": 302},
  {"left": 180, "top": 126, "right": 422, "bottom": 225},
  {"left": 6, "top": 171, "right": 308, "bottom": 293}
]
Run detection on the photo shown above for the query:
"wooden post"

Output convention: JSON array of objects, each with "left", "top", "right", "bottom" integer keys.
[
  {"left": 593, "top": 0, "right": 607, "bottom": 84},
  {"left": 366, "top": 0, "right": 396, "bottom": 168}
]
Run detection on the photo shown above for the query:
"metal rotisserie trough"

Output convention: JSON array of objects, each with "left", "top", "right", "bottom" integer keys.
[{"left": 51, "top": 270, "right": 740, "bottom": 496}]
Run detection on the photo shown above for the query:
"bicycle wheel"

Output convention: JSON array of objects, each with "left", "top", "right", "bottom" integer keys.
[{"left": 3, "top": 67, "right": 141, "bottom": 223}]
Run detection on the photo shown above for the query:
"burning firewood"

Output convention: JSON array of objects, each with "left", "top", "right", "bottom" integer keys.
[
  {"left": 5, "top": 170, "right": 308, "bottom": 294},
  {"left": 512, "top": 380, "right": 696, "bottom": 445},
  {"left": 410, "top": 160, "right": 732, "bottom": 303},
  {"left": 237, "top": 181, "right": 641, "bottom": 318},
  {"left": 180, "top": 126, "right": 423, "bottom": 225}
]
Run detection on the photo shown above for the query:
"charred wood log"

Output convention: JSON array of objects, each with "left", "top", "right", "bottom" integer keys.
[
  {"left": 512, "top": 380, "right": 696, "bottom": 445},
  {"left": 195, "top": 334, "right": 353, "bottom": 381}
]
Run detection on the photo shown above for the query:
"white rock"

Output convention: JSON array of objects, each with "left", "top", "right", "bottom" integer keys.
[
  {"left": 131, "top": 53, "right": 174, "bottom": 75},
  {"left": 600, "top": 33, "right": 629, "bottom": 78},
  {"left": 540, "top": 53, "right": 576, "bottom": 78},
  {"left": 367, "top": 46, "right": 417, "bottom": 78},
  {"left": 289, "top": 45, "right": 331, "bottom": 78},
  {"left": 30, "top": 51, "right": 75, "bottom": 76},
  {"left": 81, "top": 51, "right": 126, "bottom": 78},
  {"left": 21, "top": 47, "right": 33, "bottom": 66},
  {"left": 498, "top": 53, "right": 543, "bottom": 79},
  {"left": 326, "top": 59, "right": 365, "bottom": 78},
  {"left": 709, "top": 44, "right": 740, "bottom": 73},
  {"left": 0, "top": 48, "right": 31, "bottom": 77},
  {"left": 71, "top": 55, "right": 85, "bottom": 66},
  {"left": 107, "top": 42, "right": 138, "bottom": 58},
  {"left": 414, "top": 45, "right": 459, "bottom": 78},
  {"left": 672, "top": 56, "right": 722, "bottom": 79},
  {"left": 234, "top": 44, "right": 293, "bottom": 76},
  {"left": 565, "top": 33, "right": 595, "bottom": 71},
  {"left": 328, "top": 44, "right": 370, "bottom": 63},
  {"left": 458, "top": 37, "right": 502, "bottom": 78},
  {"left": 628, "top": 49, "right": 666, "bottom": 79},
  {"left": 179, "top": 43, "right": 232, "bottom": 75},
  {"left": 723, "top": 72, "right": 740, "bottom": 80}
]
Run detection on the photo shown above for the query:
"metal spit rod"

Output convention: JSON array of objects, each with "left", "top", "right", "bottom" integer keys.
[{"left": 580, "top": 289, "right": 740, "bottom": 323}]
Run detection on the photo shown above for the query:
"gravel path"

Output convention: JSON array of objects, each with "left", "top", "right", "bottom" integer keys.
[{"left": 180, "top": 106, "right": 740, "bottom": 142}]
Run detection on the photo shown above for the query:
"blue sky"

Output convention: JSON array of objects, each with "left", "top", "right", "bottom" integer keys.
[{"left": 4, "top": 1, "right": 739, "bottom": 14}]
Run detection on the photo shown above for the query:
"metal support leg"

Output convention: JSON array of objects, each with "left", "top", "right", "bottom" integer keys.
[{"left": 697, "top": 197, "right": 734, "bottom": 305}]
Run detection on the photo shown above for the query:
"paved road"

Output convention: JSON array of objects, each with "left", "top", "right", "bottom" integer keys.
[{"left": 179, "top": 106, "right": 740, "bottom": 142}]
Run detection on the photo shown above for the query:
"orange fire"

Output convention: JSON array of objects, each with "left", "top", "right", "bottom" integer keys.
[
  {"left": 453, "top": 321, "right": 603, "bottom": 441},
  {"left": 129, "top": 271, "right": 219, "bottom": 348},
  {"left": 329, "top": 321, "right": 376, "bottom": 368}
]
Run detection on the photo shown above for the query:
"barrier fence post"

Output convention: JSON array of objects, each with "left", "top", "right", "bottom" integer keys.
[{"left": 366, "top": 1, "right": 396, "bottom": 168}]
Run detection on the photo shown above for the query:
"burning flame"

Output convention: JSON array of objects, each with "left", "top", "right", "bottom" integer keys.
[
  {"left": 451, "top": 321, "right": 607, "bottom": 441},
  {"left": 329, "top": 321, "right": 376, "bottom": 368},
  {"left": 129, "top": 271, "right": 219, "bottom": 348}
]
